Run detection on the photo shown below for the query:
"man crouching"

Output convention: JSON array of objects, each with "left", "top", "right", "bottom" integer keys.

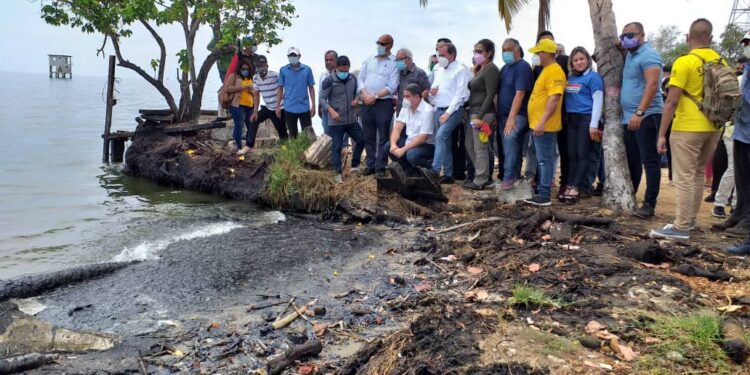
[{"left": 389, "top": 83, "right": 437, "bottom": 175}]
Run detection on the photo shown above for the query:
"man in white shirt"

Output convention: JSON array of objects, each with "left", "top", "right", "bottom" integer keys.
[
  {"left": 389, "top": 83, "right": 436, "bottom": 173},
  {"left": 428, "top": 43, "right": 471, "bottom": 184}
]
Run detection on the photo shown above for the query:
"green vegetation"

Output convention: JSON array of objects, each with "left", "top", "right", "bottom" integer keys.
[
  {"left": 264, "top": 134, "right": 342, "bottom": 212},
  {"left": 526, "top": 329, "right": 580, "bottom": 356},
  {"left": 508, "top": 284, "right": 565, "bottom": 309},
  {"left": 636, "top": 311, "right": 734, "bottom": 375}
]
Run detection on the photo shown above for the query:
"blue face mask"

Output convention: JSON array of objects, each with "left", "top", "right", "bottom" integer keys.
[
  {"left": 377, "top": 45, "right": 386, "bottom": 56},
  {"left": 240, "top": 69, "right": 250, "bottom": 77},
  {"left": 502, "top": 52, "right": 514, "bottom": 64},
  {"left": 395, "top": 60, "right": 406, "bottom": 71},
  {"left": 336, "top": 71, "right": 349, "bottom": 80}
]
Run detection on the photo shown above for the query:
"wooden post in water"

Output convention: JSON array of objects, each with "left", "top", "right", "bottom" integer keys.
[{"left": 102, "top": 55, "right": 116, "bottom": 163}]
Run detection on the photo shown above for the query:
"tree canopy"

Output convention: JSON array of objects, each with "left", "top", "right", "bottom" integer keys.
[
  {"left": 40, "top": 0, "right": 296, "bottom": 121},
  {"left": 650, "top": 23, "right": 746, "bottom": 66}
]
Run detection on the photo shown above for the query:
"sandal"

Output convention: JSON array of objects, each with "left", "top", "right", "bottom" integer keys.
[
  {"left": 557, "top": 186, "right": 568, "bottom": 202},
  {"left": 564, "top": 188, "right": 579, "bottom": 205}
]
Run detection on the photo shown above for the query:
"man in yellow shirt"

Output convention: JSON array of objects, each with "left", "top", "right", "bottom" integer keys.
[
  {"left": 524, "top": 38, "right": 566, "bottom": 206},
  {"left": 653, "top": 18, "right": 723, "bottom": 240}
]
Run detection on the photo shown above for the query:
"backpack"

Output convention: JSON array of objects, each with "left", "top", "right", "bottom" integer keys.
[{"left": 683, "top": 53, "right": 740, "bottom": 128}]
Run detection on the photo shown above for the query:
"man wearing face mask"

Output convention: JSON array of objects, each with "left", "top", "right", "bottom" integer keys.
[
  {"left": 389, "top": 83, "right": 436, "bottom": 174},
  {"left": 619, "top": 22, "right": 664, "bottom": 219},
  {"left": 319, "top": 50, "right": 338, "bottom": 136},
  {"left": 357, "top": 34, "right": 399, "bottom": 177},
  {"left": 276, "top": 47, "right": 316, "bottom": 138},
  {"left": 498, "top": 38, "right": 533, "bottom": 190},
  {"left": 428, "top": 43, "right": 472, "bottom": 184},
  {"left": 523, "top": 38, "right": 566, "bottom": 206},
  {"left": 226, "top": 36, "right": 262, "bottom": 80},
  {"left": 428, "top": 54, "right": 439, "bottom": 84},
  {"left": 319, "top": 56, "right": 365, "bottom": 183},
  {"left": 395, "top": 48, "right": 430, "bottom": 114},
  {"left": 250, "top": 55, "right": 288, "bottom": 143}
]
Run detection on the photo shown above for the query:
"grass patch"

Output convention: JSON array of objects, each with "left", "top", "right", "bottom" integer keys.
[
  {"left": 636, "top": 311, "right": 733, "bottom": 375},
  {"left": 508, "top": 284, "right": 566, "bottom": 309},
  {"left": 526, "top": 329, "right": 580, "bottom": 356},
  {"left": 263, "top": 134, "right": 352, "bottom": 212}
]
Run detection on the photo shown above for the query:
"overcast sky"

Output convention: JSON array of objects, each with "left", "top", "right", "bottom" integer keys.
[{"left": 0, "top": 0, "right": 737, "bottom": 84}]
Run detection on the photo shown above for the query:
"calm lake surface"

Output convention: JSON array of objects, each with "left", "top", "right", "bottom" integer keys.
[{"left": 0, "top": 70, "right": 289, "bottom": 278}]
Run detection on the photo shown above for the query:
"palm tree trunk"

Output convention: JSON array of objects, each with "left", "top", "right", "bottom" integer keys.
[{"left": 587, "top": 0, "right": 636, "bottom": 211}]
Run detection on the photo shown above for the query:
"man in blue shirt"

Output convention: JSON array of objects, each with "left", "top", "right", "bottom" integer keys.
[
  {"left": 720, "top": 34, "right": 750, "bottom": 255},
  {"left": 357, "top": 34, "right": 400, "bottom": 177},
  {"left": 276, "top": 47, "right": 316, "bottom": 138},
  {"left": 620, "top": 22, "right": 664, "bottom": 219},
  {"left": 498, "top": 38, "right": 533, "bottom": 190}
]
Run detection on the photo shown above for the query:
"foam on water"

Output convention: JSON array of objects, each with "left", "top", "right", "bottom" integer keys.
[{"left": 112, "top": 222, "right": 243, "bottom": 262}]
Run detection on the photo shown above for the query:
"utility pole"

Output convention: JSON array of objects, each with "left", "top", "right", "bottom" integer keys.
[{"left": 729, "top": 0, "right": 750, "bottom": 30}]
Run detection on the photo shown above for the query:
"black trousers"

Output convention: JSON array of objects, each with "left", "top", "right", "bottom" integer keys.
[
  {"left": 452, "top": 121, "right": 468, "bottom": 180},
  {"left": 249, "top": 106, "right": 288, "bottom": 146},
  {"left": 624, "top": 114, "right": 662, "bottom": 206},
  {"left": 711, "top": 136, "right": 728, "bottom": 193},
  {"left": 284, "top": 110, "right": 312, "bottom": 138},
  {"left": 566, "top": 113, "right": 593, "bottom": 190},
  {"left": 728, "top": 140, "right": 750, "bottom": 227}
]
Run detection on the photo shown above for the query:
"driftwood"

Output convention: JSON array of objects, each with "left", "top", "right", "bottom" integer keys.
[
  {"left": 0, "top": 353, "right": 58, "bottom": 374},
  {"left": 272, "top": 305, "right": 308, "bottom": 329},
  {"left": 722, "top": 318, "right": 750, "bottom": 364},
  {"left": 303, "top": 134, "right": 332, "bottom": 169},
  {"left": 0, "top": 262, "right": 133, "bottom": 302},
  {"left": 267, "top": 339, "right": 323, "bottom": 375}
]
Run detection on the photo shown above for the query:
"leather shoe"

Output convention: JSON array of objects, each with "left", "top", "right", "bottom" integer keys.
[
  {"left": 726, "top": 224, "right": 750, "bottom": 238},
  {"left": 439, "top": 176, "right": 455, "bottom": 184},
  {"left": 712, "top": 218, "right": 739, "bottom": 231}
]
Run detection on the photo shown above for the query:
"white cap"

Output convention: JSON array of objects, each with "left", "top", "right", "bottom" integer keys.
[
  {"left": 287, "top": 47, "right": 301, "bottom": 56},
  {"left": 741, "top": 32, "right": 750, "bottom": 44}
]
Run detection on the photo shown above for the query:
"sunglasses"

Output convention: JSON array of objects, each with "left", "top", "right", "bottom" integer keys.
[{"left": 619, "top": 32, "right": 638, "bottom": 40}]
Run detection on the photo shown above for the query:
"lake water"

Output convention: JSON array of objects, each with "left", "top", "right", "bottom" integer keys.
[{"left": 0, "top": 71, "right": 289, "bottom": 278}]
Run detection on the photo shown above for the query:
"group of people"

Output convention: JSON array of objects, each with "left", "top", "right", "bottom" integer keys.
[{"left": 214, "top": 17, "right": 750, "bottom": 255}]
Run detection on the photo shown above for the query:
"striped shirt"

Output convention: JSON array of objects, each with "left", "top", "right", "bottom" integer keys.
[{"left": 253, "top": 70, "right": 283, "bottom": 110}]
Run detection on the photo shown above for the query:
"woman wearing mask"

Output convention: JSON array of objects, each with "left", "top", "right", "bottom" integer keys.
[
  {"left": 464, "top": 39, "right": 500, "bottom": 190},
  {"left": 562, "top": 47, "right": 603, "bottom": 203},
  {"left": 225, "top": 58, "right": 256, "bottom": 155}
]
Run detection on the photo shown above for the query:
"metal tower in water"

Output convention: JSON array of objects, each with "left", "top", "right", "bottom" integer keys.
[{"left": 729, "top": 0, "right": 750, "bottom": 31}]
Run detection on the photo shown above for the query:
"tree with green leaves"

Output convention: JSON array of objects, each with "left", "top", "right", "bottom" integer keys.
[
  {"left": 40, "top": 0, "right": 295, "bottom": 122},
  {"left": 718, "top": 23, "right": 745, "bottom": 63}
]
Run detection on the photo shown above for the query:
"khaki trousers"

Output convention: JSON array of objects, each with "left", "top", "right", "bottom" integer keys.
[{"left": 669, "top": 130, "right": 722, "bottom": 230}]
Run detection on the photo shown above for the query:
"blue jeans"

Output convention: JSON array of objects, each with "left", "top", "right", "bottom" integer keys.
[
  {"left": 533, "top": 132, "right": 558, "bottom": 200},
  {"left": 330, "top": 123, "right": 365, "bottom": 173},
  {"left": 230, "top": 105, "right": 255, "bottom": 149},
  {"left": 390, "top": 132, "right": 435, "bottom": 171},
  {"left": 585, "top": 140, "right": 605, "bottom": 191},
  {"left": 321, "top": 110, "right": 330, "bottom": 136},
  {"left": 431, "top": 107, "right": 466, "bottom": 177},
  {"left": 361, "top": 100, "right": 393, "bottom": 171},
  {"left": 624, "top": 114, "right": 662, "bottom": 205},
  {"left": 500, "top": 114, "right": 529, "bottom": 183}
]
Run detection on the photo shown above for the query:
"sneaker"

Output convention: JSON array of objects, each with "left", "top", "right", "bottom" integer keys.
[
  {"left": 726, "top": 225, "right": 750, "bottom": 238},
  {"left": 439, "top": 176, "right": 455, "bottom": 184},
  {"left": 725, "top": 241, "right": 750, "bottom": 255},
  {"left": 334, "top": 173, "right": 343, "bottom": 183},
  {"left": 362, "top": 167, "right": 376, "bottom": 176},
  {"left": 462, "top": 181, "right": 483, "bottom": 190},
  {"left": 634, "top": 203, "right": 655, "bottom": 219},
  {"left": 349, "top": 166, "right": 361, "bottom": 175},
  {"left": 712, "top": 206, "right": 727, "bottom": 219},
  {"left": 500, "top": 179, "right": 516, "bottom": 191},
  {"left": 524, "top": 195, "right": 552, "bottom": 207},
  {"left": 237, "top": 145, "right": 251, "bottom": 155},
  {"left": 649, "top": 224, "right": 690, "bottom": 240}
]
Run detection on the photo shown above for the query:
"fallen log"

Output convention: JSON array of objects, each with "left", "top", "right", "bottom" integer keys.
[
  {"left": 0, "top": 353, "right": 58, "bottom": 374},
  {"left": 266, "top": 339, "right": 323, "bottom": 375},
  {"left": 0, "top": 262, "right": 133, "bottom": 302},
  {"left": 722, "top": 318, "right": 750, "bottom": 364}
]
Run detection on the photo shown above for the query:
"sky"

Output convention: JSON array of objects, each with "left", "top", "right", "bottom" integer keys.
[{"left": 0, "top": 0, "right": 738, "bottom": 84}]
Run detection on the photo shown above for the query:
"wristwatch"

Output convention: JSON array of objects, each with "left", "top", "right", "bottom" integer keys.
[{"left": 635, "top": 109, "right": 645, "bottom": 116}]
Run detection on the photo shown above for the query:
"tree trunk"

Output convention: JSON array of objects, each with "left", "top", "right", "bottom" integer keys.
[{"left": 587, "top": 0, "right": 636, "bottom": 211}]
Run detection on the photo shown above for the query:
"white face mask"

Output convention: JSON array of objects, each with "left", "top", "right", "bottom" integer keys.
[
  {"left": 437, "top": 56, "right": 449, "bottom": 68},
  {"left": 402, "top": 98, "right": 412, "bottom": 110},
  {"left": 531, "top": 54, "right": 541, "bottom": 66},
  {"left": 743, "top": 46, "right": 750, "bottom": 59}
]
